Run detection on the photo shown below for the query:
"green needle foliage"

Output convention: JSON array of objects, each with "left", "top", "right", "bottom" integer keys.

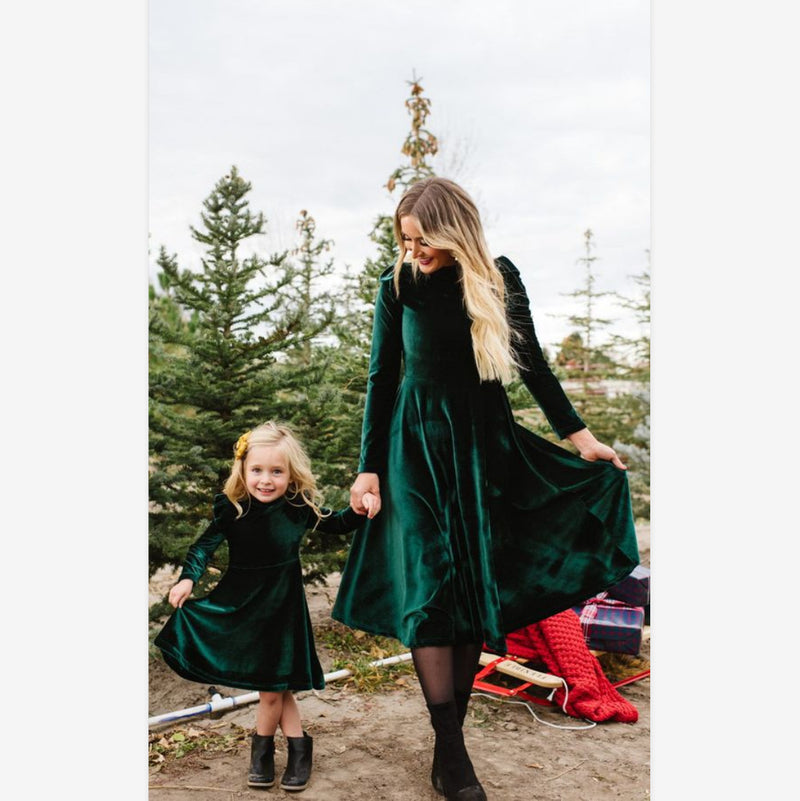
[{"left": 149, "top": 167, "right": 319, "bottom": 573}]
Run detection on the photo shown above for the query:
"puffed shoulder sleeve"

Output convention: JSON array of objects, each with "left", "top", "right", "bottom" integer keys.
[
  {"left": 177, "top": 494, "right": 230, "bottom": 583},
  {"left": 497, "top": 255, "right": 586, "bottom": 439},
  {"left": 359, "top": 267, "right": 403, "bottom": 474}
]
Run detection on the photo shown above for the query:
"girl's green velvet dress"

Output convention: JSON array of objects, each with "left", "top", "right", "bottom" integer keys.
[
  {"left": 331, "top": 256, "right": 640, "bottom": 654},
  {"left": 155, "top": 494, "right": 362, "bottom": 692}
]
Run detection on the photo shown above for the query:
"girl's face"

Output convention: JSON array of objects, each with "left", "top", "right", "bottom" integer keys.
[
  {"left": 400, "top": 216, "right": 455, "bottom": 275},
  {"left": 244, "top": 444, "right": 291, "bottom": 503}
]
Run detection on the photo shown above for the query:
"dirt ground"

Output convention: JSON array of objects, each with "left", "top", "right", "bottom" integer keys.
[{"left": 148, "top": 526, "right": 650, "bottom": 801}]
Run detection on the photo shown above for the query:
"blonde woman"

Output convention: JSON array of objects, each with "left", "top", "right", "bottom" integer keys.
[
  {"left": 333, "top": 178, "right": 639, "bottom": 800},
  {"left": 155, "top": 421, "right": 376, "bottom": 792}
]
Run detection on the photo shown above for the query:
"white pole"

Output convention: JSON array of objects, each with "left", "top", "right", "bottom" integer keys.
[{"left": 148, "top": 652, "right": 413, "bottom": 728}]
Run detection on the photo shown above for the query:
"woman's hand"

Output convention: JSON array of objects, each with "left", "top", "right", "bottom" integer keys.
[
  {"left": 350, "top": 472, "right": 382, "bottom": 515},
  {"left": 168, "top": 578, "right": 194, "bottom": 608},
  {"left": 567, "top": 428, "right": 627, "bottom": 470}
]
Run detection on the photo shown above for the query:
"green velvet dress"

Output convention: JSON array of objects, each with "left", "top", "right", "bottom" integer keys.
[
  {"left": 155, "top": 494, "right": 362, "bottom": 692},
  {"left": 331, "top": 256, "right": 640, "bottom": 654}
]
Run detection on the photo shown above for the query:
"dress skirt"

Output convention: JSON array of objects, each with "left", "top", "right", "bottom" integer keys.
[{"left": 156, "top": 557, "right": 324, "bottom": 692}]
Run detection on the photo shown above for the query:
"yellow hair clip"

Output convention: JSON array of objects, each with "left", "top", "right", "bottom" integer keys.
[{"left": 234, "top": 430, "right": 251, "bottom": 460}]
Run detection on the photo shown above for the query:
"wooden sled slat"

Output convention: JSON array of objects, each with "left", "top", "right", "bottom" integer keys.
[{"left": 477, "top": 652, "right": 563, "bottom": 689}]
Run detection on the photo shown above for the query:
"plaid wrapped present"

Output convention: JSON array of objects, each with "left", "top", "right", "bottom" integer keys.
[
  {"left": 572, "top": 597, "right": 645, "bottom": 655},
  {"left": 606, "top": 564, "right": 650, "bottom": 607}
]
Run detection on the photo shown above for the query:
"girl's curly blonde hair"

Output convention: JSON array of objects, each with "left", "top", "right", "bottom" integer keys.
[{"left": 222, "top": 421, "right": 326, "bottom": 522}]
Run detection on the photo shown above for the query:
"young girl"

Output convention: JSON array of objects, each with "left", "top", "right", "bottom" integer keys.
[
  {"left": 333, "top": 177, "right": 640, "bottom": 800},
  {"left": 155, "top": 421, "right": 376, "bottom": 792}
]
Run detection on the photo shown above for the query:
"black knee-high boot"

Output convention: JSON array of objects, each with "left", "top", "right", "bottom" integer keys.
[
  {"left": 431, "top": 691, "right": 473, "bottom": 795},
  {"left": 427, "top": 700, "right": 486, "bottom": 801},
  {"left": 280, "top": 731, "right": 313, "bottom": 792},
  {"left": 248, "top": 733, "right": 275, "bottom": 788}
]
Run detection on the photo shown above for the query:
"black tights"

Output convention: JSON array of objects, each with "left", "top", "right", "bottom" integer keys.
[
  {"left": 411, "top": 643, "right": 482, "bottom": 707},
  {"left": 412, "top": 643, "right": 483, "bottom": 794}
]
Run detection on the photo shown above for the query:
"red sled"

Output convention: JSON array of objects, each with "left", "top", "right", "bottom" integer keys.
[{"left": 474, "top": 609, "right": 650, "bottom": 722}]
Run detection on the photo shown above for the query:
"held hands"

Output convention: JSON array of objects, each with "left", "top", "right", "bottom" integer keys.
[
  {"left": 361, "top": 492, "right": 380, "bottom": 519},
  {"left": 168, "top": 578, "right": 194, "bottom": 608},
  {"left": 350, "top": 472, "right": 382, "bottom": 517},
  {"left": 567, "top": 428, "right": 627, "bottom": 470}
]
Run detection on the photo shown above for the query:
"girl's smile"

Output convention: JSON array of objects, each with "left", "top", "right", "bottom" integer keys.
[{"left": 244, "top": 444, "right": 291, "bottom": 503}]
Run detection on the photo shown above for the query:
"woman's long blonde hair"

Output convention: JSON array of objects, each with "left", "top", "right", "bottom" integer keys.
[
  {"left": 393, "top": 177, "right": 519, "bottom": 384},
  {"left": 222, "top": 421, "right": 326, "bottom": 522}
]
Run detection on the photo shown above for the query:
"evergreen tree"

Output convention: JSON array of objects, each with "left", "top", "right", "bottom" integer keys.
[
  {"left": 611, "top": 252, "right": 651, "bottom": 384},
  {"left": 285, "top": 210, "right": 336, "bottom": 365},
  {"left": 149, "top": 167, "right": 313, "bottom": 573},
  {"left": 385, "top": 71, "right": 439, "bottom": 194},
  {"left": 549, "top": 230, "right": 636, "bottom": 451},
  {"left": 610, "top": 253, "right": 651, "bottom": 519},
  {"left": 558, "top": 229, "right": 616, "bottom": 386},
  {"left": 276, "top": 210, "right": 357, "bottom": 583}
]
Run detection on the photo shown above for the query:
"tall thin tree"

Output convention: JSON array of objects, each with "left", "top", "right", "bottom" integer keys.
[
  {"left": 558, "top": 229, "right": 615, "bottom": 386},
  {"left": 149, "top": 167, "right": 312, "bottom": 572}
]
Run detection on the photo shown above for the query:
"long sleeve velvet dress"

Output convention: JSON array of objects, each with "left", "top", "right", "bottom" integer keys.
[
  {"left": 155, "top": 494, "right": 362, "bottom": 692},
  {"left": 331, "top": 256, "right": 639, "bottom": 654}
]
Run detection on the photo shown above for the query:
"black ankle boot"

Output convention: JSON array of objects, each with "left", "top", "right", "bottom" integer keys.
[
  {"left": 432, "top": 692, "right": 473, "bottom": 796},
  {"left": 427, "top": 701, "right": 486, "bottom": 800},
  {"left": 248, "top": 733, "right": 275, "bottom": 788},
  {"left": 280, "top": 731, "right": 313, "bottom": 792}
]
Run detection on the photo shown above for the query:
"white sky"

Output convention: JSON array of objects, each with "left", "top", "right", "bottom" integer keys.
[{"left": 149, "top": 0, "right": 650, "bottom": 351}]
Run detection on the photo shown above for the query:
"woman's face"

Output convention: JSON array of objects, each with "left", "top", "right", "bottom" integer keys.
[{"left": 400, "top": 216, "right": 455, "bottom": 275}]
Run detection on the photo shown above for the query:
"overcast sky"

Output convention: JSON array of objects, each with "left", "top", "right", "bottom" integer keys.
[{"left": 149, "top": 0, "right": 650, "bottom": 350}]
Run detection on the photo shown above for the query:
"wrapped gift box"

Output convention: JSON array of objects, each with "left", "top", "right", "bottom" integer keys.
[
  {"left": 572, "top": 598, "right": 645, "bottom": 656},
  {"left": 606, "top": 564, "right": 650, "bottom": 607}
]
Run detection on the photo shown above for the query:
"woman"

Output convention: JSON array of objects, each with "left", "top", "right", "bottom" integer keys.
[{"left": 332, "top": 177, "right": 639, "bottom": 800}]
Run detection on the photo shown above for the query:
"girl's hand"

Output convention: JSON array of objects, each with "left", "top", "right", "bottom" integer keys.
[
  {"left": 361, "top": 492, "right": 380, "bottom": 519},
  {"left": 350, "top": 472, "right": 381, "bottom": 515},
  {"left": 567, "top": 428, "right": 627, "bottom": 470},
  {"left": 168, "top": 578, "right": 194, "bottom": 608}
]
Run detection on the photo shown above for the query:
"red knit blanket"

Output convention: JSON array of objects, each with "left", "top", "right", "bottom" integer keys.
[{"left": 502, "top": 610, "right": 638, "bottom": 723}]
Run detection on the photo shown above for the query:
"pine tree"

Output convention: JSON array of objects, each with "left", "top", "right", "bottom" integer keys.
[
  {"left": 611, "top": 252, "right": 651, "bottom": 385},
  {"left": 551, "top": 229, "right": 628, "bottom": 449},
  {"left": 149, "top": 167, "right": 313, "bottom": 573},
  {"left": 285, "top": 210, "right": 336, "bottom": 366},
  {"left": 276, "top": 210, "right": 357, "bottom": 583},
  {"left": 558, "top": 229, "right": 616, "bottom": 386},
  {"left": 609, "top": 253, "right": 651, "bottom": 519},
  {"left": 385, "top": 71, "right": 439, "bottom": 194}
]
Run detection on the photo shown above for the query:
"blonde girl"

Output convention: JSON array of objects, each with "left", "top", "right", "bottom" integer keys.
[
  {"left": 333, "top": 177, "right": 639, "bottom": 800},
  {"left": 156, "top": 421, "right": 376, "bottom": 792}
]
